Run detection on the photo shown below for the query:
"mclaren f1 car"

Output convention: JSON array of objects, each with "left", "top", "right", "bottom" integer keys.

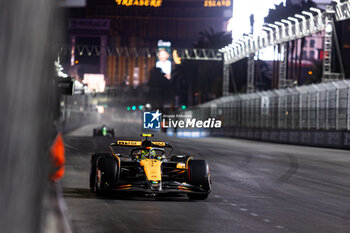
[
  {"left": 89, "top": 134, "right": 211, "bottom": 200},
  {"left": 93, "top": 125, "right": 115, "bottom": 137}
]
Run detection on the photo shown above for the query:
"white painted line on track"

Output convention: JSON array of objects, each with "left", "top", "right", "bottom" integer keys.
[
  {"left": 221, "top": 197, "right": 289, "bottom": 231},
  {"left": 225, "top": 201, "right": 289, "bottom": 232}
]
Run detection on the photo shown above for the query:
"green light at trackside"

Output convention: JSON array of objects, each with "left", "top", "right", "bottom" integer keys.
[
  {"left": 181, "top": 105, "right": 187, "bottom": 110},
  {"left": 127, "top": 106, "right": 131, "bottom": 111},
  {"left": 139, "top": 105, "right": 143, "bottom": 110},
  {"left": 132, "top": 106, "right": 136, "bottom": 111}
]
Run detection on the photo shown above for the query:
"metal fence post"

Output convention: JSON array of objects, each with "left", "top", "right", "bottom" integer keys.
[
  {"left": 223, "top": 63, "right": 230, "bottom": 97},
  {"left": 347, "top": 82, "right": 350, "bottom": 130},
  {"left": 334, "top": 82, "right": 340, "bottom": 130},
  {"left": 315, "top": 86, "right": 320, "bottom": 130},
  {"left": 326, "top": 86, "right": 329, "bottom": 130}
]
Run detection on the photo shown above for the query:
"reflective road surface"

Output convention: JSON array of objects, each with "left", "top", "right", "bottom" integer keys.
[{"left": 62, "top": 120, "right": 350, "bottom": 233}]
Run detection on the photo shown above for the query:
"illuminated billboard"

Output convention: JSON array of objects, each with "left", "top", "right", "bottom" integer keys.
[
  {"left": 115, "top": 0, "right": 162, "bottom": 7},
  {"left": 156, "top": 40, "right": 172, "bottom": 80},
  {"left": 83, "top": 74, "right": 106, "bottom": 93},
  {"left": 204, "top": 0, "right": 231, "bottom": 7}
]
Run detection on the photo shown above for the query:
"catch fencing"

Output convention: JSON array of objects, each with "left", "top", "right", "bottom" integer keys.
[{"left": 182, "top": 79, "right": 350, "bottom": 148}]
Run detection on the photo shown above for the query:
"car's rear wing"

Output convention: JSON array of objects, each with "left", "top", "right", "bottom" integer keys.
[{"left": 110, "top": 140, "right": 171, "bottom": 148}]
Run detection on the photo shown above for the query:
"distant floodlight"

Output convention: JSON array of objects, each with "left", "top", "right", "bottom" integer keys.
[
  {"left": 268, "top": 24, "right": 280, "bottom": 40},
  {"left": 295, "top": 14, "right": 307, "bottom": 34},
  {"left": 145, "top": 103, "right": 151, "bottom": 109},
  {"left": 302, "top": 11, "right": 314, "bottom": 18},
  {"left": 262, "top": 26, "right": 273, "bottom": 33},
  {"left": 310, "top": 7, "right": 322, "bottom": 15},
  {"left": 268, "top": 24, "right": 279, "bottom": 30},
  {"left": 281, "top": 19, "right": 292, "bottom": 26},
  {"left": 237, "top": 40, "right": 245, "bottom": 46},
  {"left": 275, "top": 22, "right": 286, "bottom": 38},
  {"left": 325, "top": 23, "right": 333, "bottom": 33},
  {"left": 295, "top": 14, "right": 306, "bottom": 21},
  {"left": 267, "top": 23, "right": 278, "bottom": 29},
  {"left": 287, "top": 17, "right": 299, "bottom": 23},
  {"left": 275, "top": 21, "right": 285, "bottom": 28},
  {"left": 239, "top": 37, "right": 249, "bottom": 43},
  {"left": 244, "top": 34, "right": 254, "bottom": 39}
]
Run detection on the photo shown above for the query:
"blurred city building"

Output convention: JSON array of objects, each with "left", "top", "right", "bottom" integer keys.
[
  {"left": 64, "top": 0, "right": 232, "bottom": 88},
  {"left": 87, "top": 0, "right": 231, "bottom": 48},
  {"left": 339, "top": 19, "right": 350, "bottom": 77}
]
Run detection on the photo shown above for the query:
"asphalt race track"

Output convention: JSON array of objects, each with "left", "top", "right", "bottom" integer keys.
[{"left": 62, "top": 120, "right": 350, "bottom": 233}]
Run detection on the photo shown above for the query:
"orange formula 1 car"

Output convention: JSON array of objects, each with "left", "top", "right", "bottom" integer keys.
[{"left": 90, "top": 134, "right": 211, "bottom": 200}]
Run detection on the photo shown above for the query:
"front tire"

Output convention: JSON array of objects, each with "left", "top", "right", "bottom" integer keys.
[
  {"left": 94, "top": 157, "right": 119, "bottom": 196},
  {"left": 90, "top": 153, "right": 114, "bottom": 191},
  {"left": 90, "top": 153, "right": 99, "bottom": 191},
  {"left": 187, "top": 159, "right": 211, "bottom": 200}
]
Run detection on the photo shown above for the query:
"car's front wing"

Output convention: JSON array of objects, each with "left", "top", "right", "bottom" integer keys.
[{"left": 112, "top": 181, "right": 209, "bottom": 194}]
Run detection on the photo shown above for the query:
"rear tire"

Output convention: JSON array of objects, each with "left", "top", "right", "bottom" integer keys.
[
  {"left": 94, "top": 157, "right": 119, "bottom": 196},
  {"left": 109, "top": 130, "right": 115, "bottom": 137},
  {"left": 89, "top": 153, "right": 111, "bottom": 191},
  {"left": 187, "top": 159, "right": 211, "bottom": 200}
]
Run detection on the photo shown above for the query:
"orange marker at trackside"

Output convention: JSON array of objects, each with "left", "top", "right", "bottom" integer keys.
[{"left": 50, "top": 133, "right": 65, "bottom": 181}]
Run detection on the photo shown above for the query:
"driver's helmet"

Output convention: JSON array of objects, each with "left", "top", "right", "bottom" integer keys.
[
  {"left": 149, "top": 149, "right": 163, "bottom": 160},
  {"left": 149, "top": 149, "right": 156, "bottom": 158},
  {"left": 139, "top": 150, "right": 149, "bottom": 160},
  {"left": 101, "top": 126, "right": 107, "bottom": 136},
  {"left": 138, "top": 149, "right": 161, "bottom": 160}
]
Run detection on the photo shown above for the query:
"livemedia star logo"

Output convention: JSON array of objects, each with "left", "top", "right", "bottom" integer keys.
[{"left": 143, "top": 110, "right": 162, "bottom": 129}]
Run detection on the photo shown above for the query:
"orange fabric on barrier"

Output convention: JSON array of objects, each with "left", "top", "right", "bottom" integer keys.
[
  {"left": 50, "top": 133, "right": 65, "bottom": 180},
  {"left": 51, "top": 167, "right": 65, "bottom": 181}
]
